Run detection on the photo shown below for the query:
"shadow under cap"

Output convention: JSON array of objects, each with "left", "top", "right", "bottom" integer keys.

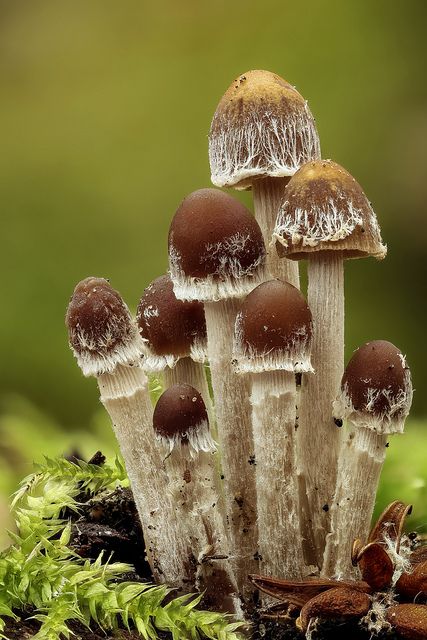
[{"left": 274, "top": 160, "right": 387, "bottom": 260}]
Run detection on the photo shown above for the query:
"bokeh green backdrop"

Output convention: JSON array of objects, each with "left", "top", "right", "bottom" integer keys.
[{"left": 0, "top": 1, "right": 426, "bottom": 538}]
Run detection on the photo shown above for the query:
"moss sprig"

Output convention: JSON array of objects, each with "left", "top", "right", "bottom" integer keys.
[{"left": 0, "top": 457, "right": 244, "bottom": 640}]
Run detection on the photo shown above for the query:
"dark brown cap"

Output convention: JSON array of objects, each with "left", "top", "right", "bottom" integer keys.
[
  {"left": 153, "top": 384, "right": 216, "bottom": 454},
  {"left": 334, "top": 340, "right": 412, "bottom": 434},
  {"left": 66, "top": 277, "right": 143, "bottom": 377},
  {"left": 136, "top": 274, "right": 207, "bottom": 371},
  {"left": 233, "top": 279, "right": 313, "bottom": 373},
  {"left": 168, "top": 188, "right": 267, "bottom": 302},
  {"left": 274, "top": 160, "right": 386, "bottom": 260},
  {"left": 209, "top": 70, "right": 321, "bottom": 190}
]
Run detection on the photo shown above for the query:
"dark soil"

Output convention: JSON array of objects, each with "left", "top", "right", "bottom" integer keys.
[{"left": 3, "top": 452, "right": 404, "bottom": 639}]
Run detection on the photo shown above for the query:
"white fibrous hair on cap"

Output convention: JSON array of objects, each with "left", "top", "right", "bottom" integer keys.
[
  {"left": 69, "top": 314, "right": 144, "bottom": 378},
  {"left": 333, "top": 367, "right": 413, "bottom": 435},
  {"left": 274, "top": 198, "right": 384, "bottom": 252},
  {"left": 209, "top": 108, "right": 321, "bottom": 189},
  {"left": 169, "top": 237, "right": 267, "bottom": 303},
  {"left": 232, "top": 311, "right": 313, "bottom": 375},
  {"left": 155, "top": 420, "right": 217, "bottom": 458}
]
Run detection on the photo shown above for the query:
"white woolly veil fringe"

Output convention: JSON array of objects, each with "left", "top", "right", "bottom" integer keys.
[
  {"left": 333, "top": 368, "right": 413, "bottom": 435},
  {"left": 169, "top": 238, "right": 268, "bottom": 302},
  {"left": 141, "top": 336, "right": 208, "bottom": 373},
  {"left": 156, "top": 420, "right": 217, "bottom": 459},
  {"left": 70, "top": 321, "right": 145, "bottom": 377},
  {"left": 273, "top": 197, "right": 386, "bottom": 258},
  {"left": 232, "top": 312, "right": 313, "bottom": 374},
  {"left": 209, "top": 108, "right": 321, "bottom": 189}
]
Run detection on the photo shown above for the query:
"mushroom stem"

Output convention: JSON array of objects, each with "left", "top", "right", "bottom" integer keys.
[
  {"left": 297, "top": 251, "right": 345, "bottom": 568},
  {"left": 322, "top": 428, "right": 387, "bottom": 579},
  {"left": 204, "top": 298, "right": 259, "bottom": 604},
  {"left": 251, "top": 369, "right": 305, "bottom": 580},
  {"left": 163, "top": 357, "right": 212, "bottom": 422},
  {"left": 252, "top": 177, "right": 299, "bottom": 287},
  {"left": 164, "top": 446, "right": 241, "bottom": 615},
  {"left": 97, "top": 364, "right": 194, "bottom": 590}
]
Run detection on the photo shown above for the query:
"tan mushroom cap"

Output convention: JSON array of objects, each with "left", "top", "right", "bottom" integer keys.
[
  {"left": 209, "top": 70, "right": 321, "bottom": 190},
  {"left": 274, "top": 160, "right": 387, "bottom": 260}
]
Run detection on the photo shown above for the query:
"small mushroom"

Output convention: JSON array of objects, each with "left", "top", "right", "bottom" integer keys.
[
  {"left": 322, "top": 341, "right": 413, "bottom": 579},
  {"left": 386, "top": 604, "right": 427, "bottom": 640},
  {"left": 136, "top": 274, "right": 212, "bottom": 415},
  {"left": 273, "top": 160, "right": 387, "bottom": 569},
  {"left": 209, "top": 69, "right": 321, "bottom": 284},
  {"left": 297, "top": 586, "right": 371, "bottom": 634},
  {"left": 153, "top": 384, "right": 241, "bottom": 615},
  {"left": 233, "top": 279, "right": 313, "bottom": 579},
  {"left": 168, "top": 187, "right": 267, "bottom": 603},
  {"left": 65, "top": 277, "right": 191, "bottom": 590}
]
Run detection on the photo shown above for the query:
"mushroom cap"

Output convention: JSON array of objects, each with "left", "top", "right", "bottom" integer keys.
[
  {"left": 274, "top": 159, "right": 387, "bottom": 260},
  {"left": 209, "top": 70, "right": 321, "bottom": 189},
  {"left": 136, "top": 274, "right": 207, "bottom": 371},
  {"left": 334, "top": 340, "right": 413, "bottom": 434},
  {"left": 168, "top": 188, "right": 267, "bottom": 302},
  {"left": 233, "top": 279, "right": 313, "bottom": 373},
  {"left": 66, "top": 277, "right": 143, "bottom": 377},
  {"left": 153, "top": 383, "right": 216, "bottom": 454}
]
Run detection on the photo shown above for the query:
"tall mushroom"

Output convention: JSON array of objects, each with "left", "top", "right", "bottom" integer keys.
[
  {"left": 322, "top": 340, "right": 413, "bottom": 579},
  {"left": 168, "top": 187, "right": 267, "bottom": 604},
  {"left": 136, "top": 274, "right": 212, "bottom": 413},
  {"left": 273, "top": 159, "right": 387, "bottom": 568},
  {"left": 232, "top": 279, "right": 313, "bottom": 580},
  {"left": 209, "top": 69, "right": 321, "bottom": 284},
  {"left": 65, "top": 277, "right": 192, "bottom": 590},
  {"left": 153, "top": 383, "right": 241, "bottom": 615}
]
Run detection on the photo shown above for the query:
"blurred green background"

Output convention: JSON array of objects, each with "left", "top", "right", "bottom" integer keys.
[{"left": 0, "top": 1, "right": 426, "bottom": 543}]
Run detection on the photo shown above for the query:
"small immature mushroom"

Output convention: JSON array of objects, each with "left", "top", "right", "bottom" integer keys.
[
  {"left": 386, "top": 604, "right": 427, "bottom": 640},
  {"left": 66, "top": 277, "right": 192, "bottom": 590},
  {"left": 322, "top": 341, "right": 413, "bottom": 579},
  {"left": 153, "top": 384, "right": 241, "bottom": 614},
  {"left": 233, "top": 279, "right": 313, "bottom": 580},
  {"left": 209, "top": 69, "right": 321, "bottom": 284},
  {"left": 273, "top": 159, "right": 387, "bottom": 568},
  {"left": 168, "top": 188, "right": 267, "bottom": 603},
  {"left": 136, "top": 274, "right": 212, "bottom": 413}
]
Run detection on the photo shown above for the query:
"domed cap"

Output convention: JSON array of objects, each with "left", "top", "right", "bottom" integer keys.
[
  {"left": 136, "top": 274, "right": 207, "bottom": 371},
  {"left": 168, "top": 188, "right": 267, "bottom": 302},
  {"left": 334, "top": 340, "right": 413, "bottom": 434},
  {"left": 153, "top": 384, "right": 216, "bottom": 455},
  {"left": 233, "top": 279, "right": 313, "bottom": 374},
  {"left": 273, "top": 160, "right": 387, "bottom": 260},
  {"left": 66, "top": 277, "right": 144, "bottom": 377},
  {"left": 209, "top": 70, "right": 321, "bottom": 190}
]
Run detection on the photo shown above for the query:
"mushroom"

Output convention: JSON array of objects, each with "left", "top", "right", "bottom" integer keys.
[
  {"left": 273, "top": 159, "right": 387, "bottom": 568},
  {"left": 209, "top": 69, "right": 321, "bottom": 284},
  {"left": 153, "top": 383, "right": 241, "bottom": 615},
  {"left": 168, "top": 187, "right": 267, "bottom": 603},
  {"left": 65, "top": 277, "right": 193, "bottom": 591},
  {"left": 136, "top": 274, "right": 212, "bottom": 415},
  {"left": 322, "top": 340, "right": 413, "bottom": 579},
  {"left": 233, "top": 279, "right": 313, "bottom": 580}
]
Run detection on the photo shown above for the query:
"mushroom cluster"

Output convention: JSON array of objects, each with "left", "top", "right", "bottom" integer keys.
[{"left": 65, "top": 70, "right": 424, "bottom": 637}]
